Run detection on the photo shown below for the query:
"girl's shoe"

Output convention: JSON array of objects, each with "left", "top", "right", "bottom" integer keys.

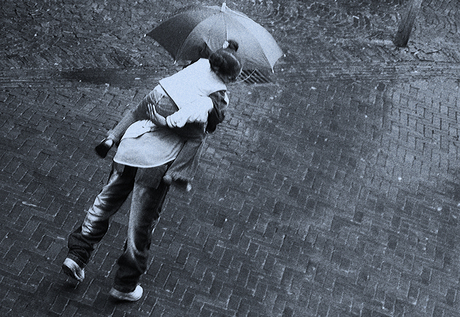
[
  {"left": 163, "top": 175, "right": 192, "bottom": 191},
  {"left": 95, "top": 139, "right": 114, "bottom": 158},
  {"left": 62, "top": 258, "right": 85, "bottom": 282}
]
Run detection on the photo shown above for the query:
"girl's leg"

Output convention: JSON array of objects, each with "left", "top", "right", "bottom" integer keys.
[
  {"left": 165, "top": 125, "right": 205, "bottom": 187},
  {"left": 108, "top": 91, "right": 156, "bottom": 143},
  {"left": 67, "top": 164, "right": 136, "bottom": 267},
  {"left": 95, "top": 92, "right": 156, "bottom": 158}
]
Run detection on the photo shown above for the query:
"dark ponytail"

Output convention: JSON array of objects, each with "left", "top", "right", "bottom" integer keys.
[
  {"left": 225, "top": 40, "right": 239, "bottom": 52},
  {"left": 209, "top": 40, "right": 242, "bottom": 80}
]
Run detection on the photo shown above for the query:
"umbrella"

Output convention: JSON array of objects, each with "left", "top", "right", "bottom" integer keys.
[{"left": 146, "top": 3, "right": 283, "bottom": 71}]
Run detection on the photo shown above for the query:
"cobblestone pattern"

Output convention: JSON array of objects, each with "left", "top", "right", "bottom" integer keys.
[
  {"left": 2, "top": 0, "right": 459, "bottom": 72},
  {"left": 1, "top": 0, "right": 460, "bottom": 316}
]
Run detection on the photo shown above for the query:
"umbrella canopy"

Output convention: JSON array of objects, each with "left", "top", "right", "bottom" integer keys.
[{"left": 146, "top": 3, "right": 283, "bottom": 71}]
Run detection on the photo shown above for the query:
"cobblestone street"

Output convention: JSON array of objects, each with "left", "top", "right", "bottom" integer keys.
[{"left": 1, "top": 0, "right": 460, "bottom": 316}]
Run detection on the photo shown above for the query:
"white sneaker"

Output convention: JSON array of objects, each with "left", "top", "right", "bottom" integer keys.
[
  {"left": 109, "top": 285, "right": 143, "bottom": 301},
  {"left": 62, "top": 258, "right": 85, "bottom": 282}
]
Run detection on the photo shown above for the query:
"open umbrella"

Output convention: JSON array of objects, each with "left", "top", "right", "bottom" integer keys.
[{"left": 146, "top": 3, "right": 283, "bottom": 71}]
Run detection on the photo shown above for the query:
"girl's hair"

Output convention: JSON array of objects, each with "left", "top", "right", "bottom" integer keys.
[{"left": 209, "top": 40, "right": 242, "bottom": 81}]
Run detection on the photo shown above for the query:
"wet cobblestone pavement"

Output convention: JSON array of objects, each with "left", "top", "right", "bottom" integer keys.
[{"left": 1, "top": 0, "right": 460, "bottom": 316}]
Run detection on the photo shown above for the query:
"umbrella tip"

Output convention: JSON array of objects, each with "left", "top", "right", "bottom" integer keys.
[{"left": 221, "top": 2, "right": 227, "bottom": 12}]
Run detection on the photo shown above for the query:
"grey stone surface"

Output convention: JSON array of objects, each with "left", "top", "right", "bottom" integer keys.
[{"left": 1, "top": 0, "right": 460, "bottom": 316}]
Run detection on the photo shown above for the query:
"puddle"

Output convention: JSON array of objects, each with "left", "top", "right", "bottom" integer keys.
[
  {"left": 60, "top": 67, "right": 273, "bottom": 87},
  {"left": 60, "top": 68, "right": 148, "bottom": 88}
]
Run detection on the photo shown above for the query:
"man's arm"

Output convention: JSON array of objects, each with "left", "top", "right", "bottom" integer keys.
[{"left": 206, "top": 90, "right": 228, "bottom": 133}]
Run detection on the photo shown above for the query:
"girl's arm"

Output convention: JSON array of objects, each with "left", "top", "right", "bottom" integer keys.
[
  {"left": 165, "top": 96, "right": 213, "bottom": 128},
  {"left": 165, "top": 90, "right": 229, "bottom": 130}
]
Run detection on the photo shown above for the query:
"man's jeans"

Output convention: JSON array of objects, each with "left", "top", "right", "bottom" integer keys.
[{"left": 67, "top": 163, "right": 169, "bottom": 292}]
